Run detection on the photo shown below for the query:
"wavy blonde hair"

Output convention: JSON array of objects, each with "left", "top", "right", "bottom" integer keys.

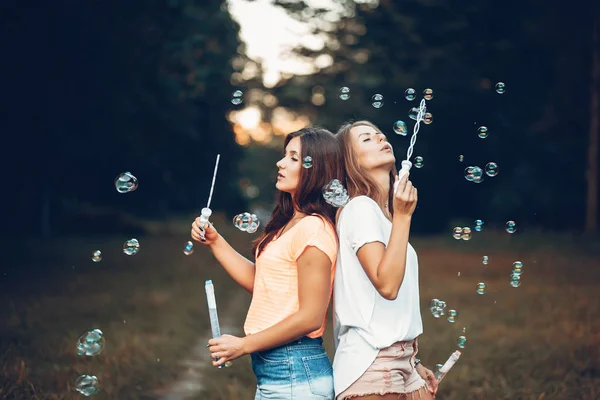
[{"left": 335, "top": 120, "right": 398, "bottom": 220}]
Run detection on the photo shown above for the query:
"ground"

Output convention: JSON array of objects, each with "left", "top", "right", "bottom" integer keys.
[{"left": 1, "top": 216, "right": 599, "bottom": 399}]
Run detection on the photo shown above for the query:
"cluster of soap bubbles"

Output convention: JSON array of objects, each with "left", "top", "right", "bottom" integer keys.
[
  {"left": 452, "top": 227, "right": 472, "bottom": 241},
  {"left": 75, "top": 329, "right": 105, "bottom": 395},
  {"left": 510, "top": 261, "right": 524, "bottom": 287},
  {"left": 322, "top": 179, "right": 349, "bottom": 207},
  {"left": 114, "top": 172, "right": 138, "bottom": 194},
  {"left": 233, "top": 212, "right": 260, "bottom": 233},
  {"left": 231, "top": 90, "right": 244, "bottom": 105},
  {"left": 429, "top": 299, "right": 447, "bottom": 318}
]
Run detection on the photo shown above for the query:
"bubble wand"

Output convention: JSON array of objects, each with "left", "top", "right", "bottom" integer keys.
[
  {"left": 394, "top": 98, "right": 427, "bottom": 193},
  {"left": 434, "top": 350, "right": 461, "bottom": 383},
  {"left": 205, "top": 280, "right": 231, "bottom": 368},
  {"left": 200, "top": 154, "right": 221, "bottom": 232}
]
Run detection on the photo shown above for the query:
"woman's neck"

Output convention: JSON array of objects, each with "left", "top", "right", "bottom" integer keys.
[{"left": 370, "top": 168, "right": 391, "bottom": 195}]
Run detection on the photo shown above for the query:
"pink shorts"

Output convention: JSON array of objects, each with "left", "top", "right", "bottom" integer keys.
[{"left": 337, "top": 339, "right": 428, "bottom": 400}]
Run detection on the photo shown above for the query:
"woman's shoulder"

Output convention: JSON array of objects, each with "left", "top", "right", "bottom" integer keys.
[
  {"left": 301, "top": 214, "right": 335, "bottom": 233},
  {"left": 341, "top": 195, "right": 380, "bottom": 214}
]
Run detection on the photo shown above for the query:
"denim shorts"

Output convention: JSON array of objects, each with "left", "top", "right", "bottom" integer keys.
[{"left": 251, "top": 336, "right": 334, "bottom": 400}]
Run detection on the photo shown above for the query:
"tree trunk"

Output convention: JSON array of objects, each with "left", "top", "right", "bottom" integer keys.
[{"left": 585, "top": 9, "right": 600, "bottom": 234}]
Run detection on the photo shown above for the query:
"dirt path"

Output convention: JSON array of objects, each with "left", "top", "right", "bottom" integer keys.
[{"left": 157, "top": 289, "right": 248, "bottom": 400}]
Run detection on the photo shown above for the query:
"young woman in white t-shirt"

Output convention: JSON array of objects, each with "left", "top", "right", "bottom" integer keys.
[{"left": 332, "top": 120, "right": 438, "bottom": 400}]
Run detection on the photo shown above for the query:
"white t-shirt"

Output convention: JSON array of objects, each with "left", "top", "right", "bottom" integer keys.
[{"left": 332, "top": 196, "right": 423, "bottom": 396}]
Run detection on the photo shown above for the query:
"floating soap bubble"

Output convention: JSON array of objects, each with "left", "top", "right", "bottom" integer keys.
[
  {"left": 512, "top": 261, "right": 523, "bottom": 275},
  {"left": 246, "top": 217, "right": 260, "bottom": 234},
  {"left": 339, "top": 87, "right": 351, "bottom": 100},
  {"left": 423, "top": 113, "right": 433, "bottom": 124},
  {"left": 452, "top": 227, "right": 463, "bottom": 240},
  {"left": 474, "top": 219, "right": 484, "bottom": 232},
  {"left": 447, "top": 309, "right": 458, "bottom": 323},
  {"left": 322, "top": 179, "right": 349, "bottom": 207},
  {"left": 485, "top": 162, "right": 499, "bottom": 177},
  {"left": 459, "top": 155, "right": 464, "bottom": 162},
  {"left": 123, "top": 239, "right": 140, "bottom": 256},
  {"left": 457, "top": 336, "right": 467, "bottom": 349},
  {"left": 461, "top": 227, "right": 472, "bottom": 241},
  {"left": 75, "top": 374, "right": 101, "bottom": 396},
  {"left": 462, "top": 327, "right": 467, "bottom": 333},
  {"left": 457, "top": 271, "right": 461, "bottom": 276},
  {"left": 495, "top": 82, "right": 505, "bottom": 94},
  {"left": 478, "top": 126, "right": 488, "bottom": 139},
  {"left": 408, "top": 107, "right": 419, "bottom": 121},
  {"left": 393, "top": 120, "right": 408, "bottom": 136},
  {"left": 371, "top": 94, "right": 384, "bottom": 108},
  {"left": 505, "top": 220, "right": 517, "bottom": 233},
  {"left": 476, "top": 282, "right": 486, "bottom": 295},
  {"left": 429, "top": 298, "right": 447, "bottom": 318},
  {"left": 231, "top": 90, "right": 243, "bottom": 105},
  {"left": 414, "top": 156, "right": 424, "bottom": 168},
  {"left": 77, "top": 329, "right": 105, "bottom": 356},
  {"left": 302, "top": 156, "right": 313, "bottom": 169},
  {"left": 482, "top": 255, "right": 489, "bottom": 265},
  {"left": 510, "top": 272, "right": 522, "bottom": 287},
  {"left": 464, "top": 166, "right": 483, "bottom": 182},
  {"left": 233, "top": 212, "right": 260, "bottom": 233},
  {"left": 435, "top": 363, "right": 443, "bottom": 371},
  {"left": 405, "top": 88, "right": 416, "bottom": 101},
  {"left": 423, "top": 88, "right": 433, "bottom": 100},
  {"left": 114, "top": 172, "right": 138, "bottom": 194},
  {"left": 92, "top": 250, "right": 102, "bottom": 263},
  {"left": 183, "top": 241, "right": 194, "bottom": 256}
]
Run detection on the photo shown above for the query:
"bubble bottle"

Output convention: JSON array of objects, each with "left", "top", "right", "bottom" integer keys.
[
  {"left": 394, "top": 97, "right": 428, "bottom": 193},
  {"left": 434, "top": 350, "right": 461, "bottom": 383},
  {"left": 205, "top": 280, "right": 232, "bottom": 368}
]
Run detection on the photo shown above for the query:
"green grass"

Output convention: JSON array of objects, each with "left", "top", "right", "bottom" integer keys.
[{"left": 1, "top": 219, "right": 599, "bottom": 399}]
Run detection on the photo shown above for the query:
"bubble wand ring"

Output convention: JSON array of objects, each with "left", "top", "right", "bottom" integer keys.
[{"left": 394, "top": 98, "right": 427, "bottom": 193}]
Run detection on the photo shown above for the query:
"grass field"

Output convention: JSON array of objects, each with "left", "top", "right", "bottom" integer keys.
[{"left": 1, "top": 216, "right": 599, "bottom": 399}]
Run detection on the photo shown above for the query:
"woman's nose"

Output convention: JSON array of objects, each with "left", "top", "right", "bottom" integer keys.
[
  {"left": 276, "top": 159, "right": 284, "bottom": 169},
  {"left": 377, "top": 134, "right": 386, "bottom": 143}
]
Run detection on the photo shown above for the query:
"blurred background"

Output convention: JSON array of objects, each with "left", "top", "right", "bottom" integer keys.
[{"left": 1, "top": 0, "right": 599, "bottom": 399}]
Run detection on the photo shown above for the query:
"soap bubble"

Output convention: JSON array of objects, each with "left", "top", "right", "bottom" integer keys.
[
  {"left": 393, "top": 120, "right": 408, "bottom": 136},
  {"left": 371, "top": 94, "right": 384, "bottom": 108},
  {"left": 452, "top": 227, "right": 463, "bottom": 240},
  {"left": 505, "top": 220, "right": 517, "bottom": 233},
  {"left": 512, "top": 261, "right": 523, "bottom": 275},
  {"left": 465, "top": 166, "right": 483, "bottom": 182},
  {"left": 302, "top": 156, "right": 313, "bottom": 169},
  {"left": 423, "top": 88, "right": 433, "bottom": 100},
  {"left": 405, "top": 88, "right": 416, "bottom": 101},
  {"left": 77, "top": 329, "right": 105, "bottom": 356},
  {"left": 408, "top": 107, "right": 419, "bottom": 121},
  {"left": 322, "top": 179, "right": 349, "bottom": 207},
  {"left": 423, "top": 113, "right": 433, "bottom": 124},
  {"left": 457, "top": 336, "right": 467, "bottom": 349},
  {"left": 75, "top": 375, "right": 101, "bottom": 396},
  {"left": 123, "top": 239, "right": 140, "bottom": 256},
  {"left": 339, "top": 87, "right": 351, "bottom": 100},
  {"left": 459, "top": 155, "right": 464, "bottom": 162},
  {"left": 495, "top": 82, "right": 505, "bottom": 94},
  {"left": 482, "top": 255, "right": 489, "bottom": 265},
  {"left": 435, "top": 363, "right": 443, "bottom": 371},
  {"left": 414, "top": 156, "right": 424, "bottom": 168},
  {"left": 231, "top": 90, "right": 243, "bottom": 105},
  {"left": 510, "top": 275, "right": 522, "bottom": 287},
  {"left": 485, "top": 162, "right": 499, "bottom": 177},
  {"left": 474, "top": 219, "right": 484, "bottom": 232},
  {"left": 447, "top": 309, "right": 458, "bottom": 323},
  {"left": 461, "top": 227, "right": 472, "bottom": 241},
  {"left": 429, "top": 298, "right": 447, "bottom": 318},
  {"left": 92, "top": 250, "right": 102, "bottom": 263},
  {"left": 233, "top": 212, "right": 260, "bottom": 233},
  {"left": 183, "top": 241, "right": 194, "bottom": 256},
  {"left": 478, "top": 126, "right": 488, "bottom": 139},
  {"left": 477, "top": 282, "right": 486, "bottom": 295},
  {"left": 114, "top": 172, "right": 138, "bottom": 194}
]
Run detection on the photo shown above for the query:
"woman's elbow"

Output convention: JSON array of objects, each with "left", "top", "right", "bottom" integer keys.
[{"left": 378, "top": 284, "right": 400, "bottom": 301}]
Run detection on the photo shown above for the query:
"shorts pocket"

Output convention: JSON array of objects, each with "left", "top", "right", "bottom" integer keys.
[{"left": 302, "top": 352, "right": 334, "bottom": 398}]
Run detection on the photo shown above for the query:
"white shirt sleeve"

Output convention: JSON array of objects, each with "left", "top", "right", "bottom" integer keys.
[{"left": 342, "top": 196, "right": 387, "bottom": 254}]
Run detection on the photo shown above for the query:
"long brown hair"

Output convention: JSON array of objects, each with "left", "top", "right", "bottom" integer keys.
[
  {"left": 252, "top": 127, "right": 343, "bottom": 258},
  {"left": 335, "top": 120, "right": 397, "bottom": 219}
]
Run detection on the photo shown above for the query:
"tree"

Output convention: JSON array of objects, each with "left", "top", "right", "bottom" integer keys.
[{"left": 586, "top": 6, "right": 599, "bottom": 233}]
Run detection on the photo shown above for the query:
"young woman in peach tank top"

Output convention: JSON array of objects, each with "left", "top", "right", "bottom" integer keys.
[{"left": 191, "top": 127, "right": 343, "bottom": 399}]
